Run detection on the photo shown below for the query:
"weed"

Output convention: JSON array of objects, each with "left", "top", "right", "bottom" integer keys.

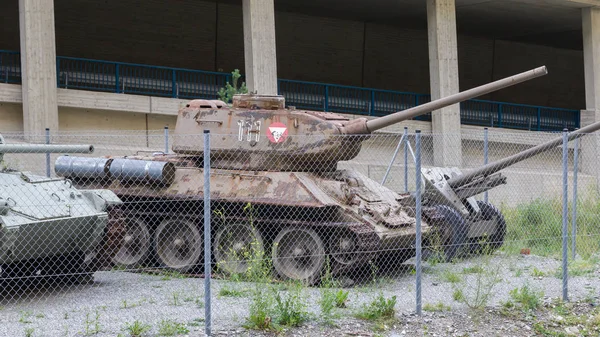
[
  {"left": 24, "top": 327, "right": 34, "bottom": 337},
  {"left": 157, "top": 319, "right": 189, "bottom": 336},
  {"left": 453, "top": 289, "right": 464, "bottom": 302},
  {"left": 355, "top": 293, "right": 397, "bottom": 321},
  {"left": 245, "top": 286, "right": 275, "bottom": 330},
  {"left": 423, "top": 302, "right": 451, "bottom": 312},
  {"left": 217, "top": 69, "right": 248, "bottom": 103},
  {"left": 34, "top": 313, "right": 44, "bottom": 319},
  {"left": 451, "top": 256, "right": 502, "bottom": 310},
  {"left": 462, "top": 266, "right": 484, "bottom": 274},
  {"left": 514, "top": 268, "right": 523, "bottom": 277},
  {"left": 170, "top": 292, "right": 181, "bottom": 306},
  {"left": 19, "top": 311, "right": 33, "bottom": 324},
  {"left": 530, "top": 268, "right": 546, "bottom": 277},
  {"left": 123, "top": 320, "right": 151, "bottom": 337},
  {"left": 273, "top": 284, "right": 310, "bottom": 327},
  {"left": 218, "top": 285, "right": 249, "bottom": 298},
  {"left": 188, "top": 318, "right": 204, "bottom": 327},
  {"left": 440, "top": 269, "right": 462, "bottom": 283},
  {"left": 83, "top": 309, "right": 102, "bottom": 335},
  {"left": 509, "top": 284, "right": 543, "bottom": 311},
  {"left": 159, "top": 270, "right": 187, "bottom": 281}
]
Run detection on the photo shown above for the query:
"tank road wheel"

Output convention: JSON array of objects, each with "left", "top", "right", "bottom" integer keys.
[
  {"left": 155, "top": 218, "right": 203, "bottom": 273},
  {"left": 112, "top": 218, "right": 151, "bottom": 270},
  {"left": 272, "top": 227, "right": 325, "bottom": 285},
  {"left": 328, "top": 230, "right": 358, "bottom": 268},
  {"left": 472, "top": 201, "right": 507, "bottom": 252},
  {"left": 214, "top": 223, "right": 264, "bottom": 276},
  {"left": 429, "top": 205, "right": 468, "bottom": 262}
]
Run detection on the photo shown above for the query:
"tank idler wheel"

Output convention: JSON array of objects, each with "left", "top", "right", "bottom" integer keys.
[
  {"left": 155, "top": 218, "right": 203, "bottom": 273},
  {"left": 429, "top": 205, "right": 468, "bottom": 262},
  {"left": 112, "top": 218, "right": 151, "bottom": 270},
  {"left": 214, "top": 223, "right": 264, "bottom": 276},
  {"left": 471, "top": 201, "right": 507, "bottom": 252},
  {"left": 328, "top": 230, "right": 358, "bottom": 268},
  {"left": 272, "top": 227, "right": 325, "bottom": 285}
]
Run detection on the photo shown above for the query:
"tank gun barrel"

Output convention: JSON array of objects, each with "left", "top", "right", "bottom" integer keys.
[
  {"left": 0, "top": 144, "right": 94, "bottom": 154},
  {"left": 354, "top": 66, "right": 548, "bottom": 134},
  {"left": 447, "top": 121, "right": 600, "bottom": 189}
]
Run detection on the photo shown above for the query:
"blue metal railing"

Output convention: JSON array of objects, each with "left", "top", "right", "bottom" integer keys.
[{"left": 0, "top": 49, "right": 580, "bottom": 131}]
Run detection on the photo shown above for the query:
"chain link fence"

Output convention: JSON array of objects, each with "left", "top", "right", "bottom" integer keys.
[{"left": 0, "top": 128, "right": 598, "bottom": 336}]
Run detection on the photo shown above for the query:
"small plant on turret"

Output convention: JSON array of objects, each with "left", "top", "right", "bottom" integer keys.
[{"left": 218, "top": 69, "right": 248, "bottom": 103}]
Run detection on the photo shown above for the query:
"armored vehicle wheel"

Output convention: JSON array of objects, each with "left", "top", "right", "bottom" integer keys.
[
  {"left": 430, "top": 205, "right": 468, "bottom": 262},
  {"left": 272, "top": 227, "right": 325, "bottom": 285},
  {"left": 328, "top": 230, "right": 358, "bottom": 267},
  {"left": 112, "top": 218, "right": 151, "bottom": 269},
  {"left": 473, "top": 201, "right": 506, "bottom": 251},
  {"left": 155, "top": 218, "right": 203, "bottom": 273},
  {"left": 214, "top": 223, "right": 264, "bottom": 276}
]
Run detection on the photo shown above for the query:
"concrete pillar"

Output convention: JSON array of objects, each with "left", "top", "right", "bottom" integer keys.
[
  {"left": 581, "top": 8, "right": 600, "bottom": 178},
  {"left": 426, "top": 0, "right": 462, "bottom": 167},
  {"left": 242, "top": 0, "right": 278, "bottom": 95},
  {"left": 18, "top": 0, "right": 59, "bottom": 137}
]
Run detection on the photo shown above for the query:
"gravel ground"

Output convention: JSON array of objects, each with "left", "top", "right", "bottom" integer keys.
[{"left": 1, "top": 252, "right": 599, "bottom": 337}]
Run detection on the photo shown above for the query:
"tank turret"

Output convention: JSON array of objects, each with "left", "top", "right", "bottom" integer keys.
[{"left": 172, "top": 66, "right": 548, "bottom": 171}]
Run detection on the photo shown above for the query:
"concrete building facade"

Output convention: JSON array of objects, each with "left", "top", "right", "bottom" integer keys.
[{"left": 0, "top": 0, "right": 598, "bottom": 166}]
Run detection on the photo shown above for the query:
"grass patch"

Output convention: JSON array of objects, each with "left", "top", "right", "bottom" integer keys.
[
  {"left": 501, "top": 193, "right": 600, "bottom": 258},
  {"left": 123, "top": 320, "right": 151, "bottom": 337},
  {"left": 423, "top": 302, "right": 451, "bottom": 312},
  {"left": 509, "top": 284, "right": 543, "bottom": 311},
  {"left": 157, "top": 319, "right": 189, "bottom": 336},
  {"left": 439, "top": 269, "right": 462, "bottom": 283},
  {"left": 462, "top": 266, "right": 485, "bottom": 274},
  {"left": 355, "top": 293, "right": 397, "bottom": 321},
  {"left": 218, "top": 285, "right": 250, "bottom": 298}
]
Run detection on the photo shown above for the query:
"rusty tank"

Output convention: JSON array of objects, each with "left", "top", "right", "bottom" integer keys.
[{"left": 55, "top": 66, "right": 550, "bottom": 284}]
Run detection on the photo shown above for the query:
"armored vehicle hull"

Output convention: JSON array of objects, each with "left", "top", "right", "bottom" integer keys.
[
  {"left": 0, "top": 171, "right": 123, "bottom": 281},
  {"left": 56, "top": 154, "right": 431, "bottom": 284}
]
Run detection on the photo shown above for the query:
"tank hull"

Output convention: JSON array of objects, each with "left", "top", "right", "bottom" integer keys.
[{"left": 59, "top": 155, "right": 430, "bottom": 284}]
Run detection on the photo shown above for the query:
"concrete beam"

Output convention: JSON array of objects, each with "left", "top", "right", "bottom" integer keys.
[
  {"left": 18, "top": 0, "right": 59, "bottom": 136},
  {"left": 0, "top": 83, "right": 186, "bottom": 116},
  {"left": 242, "top": 0, "right": 278, "bottom": 95},
  {"left": 580, "top": 7, "right": 600, "bottom": 179},
  {"left": 427, "top": 0, "right": 462, "bottom": 167}
]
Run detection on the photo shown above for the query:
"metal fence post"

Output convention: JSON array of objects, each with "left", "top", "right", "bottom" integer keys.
[
  {"left": 404, "top": 127, "right": 409, "bottom": 193},
  {"left": 572, "top": 135, "right": 579, "bottom": 259},
  {"left": 561, "top": 128, "right": 569, "bottom": 302},
  {"left": 381, "top": 133, "right": 405, "bottom": 186},
  {"left": 483, "top": 128, "right": 489, "bottom": 203},
  {"left": 164, "top": 126, "right": 169, "bottom": 154},
  {"left": 45, "top": 128, "right": 51, "bottom": 177},
  {"left": 415, "top": 130, "right": 422, "bottom": 316},
  {"left": 203, "top": 130, "right": 212, "bottom": 336}
]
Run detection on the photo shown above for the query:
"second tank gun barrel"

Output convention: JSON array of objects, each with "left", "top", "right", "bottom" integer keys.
[
  {"left": 340, "top": 66, "right": 548, "bottom": 134},
  {"left": 0, "top": 144, "right": 94, "bottom": 154},
  {"left": 447, "top": 121, "right": 600, "bottom": 189}
]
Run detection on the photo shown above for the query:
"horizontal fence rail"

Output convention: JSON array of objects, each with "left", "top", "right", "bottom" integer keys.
[{"left": 0, "top": 49, "right": 580, "bottom": 131}]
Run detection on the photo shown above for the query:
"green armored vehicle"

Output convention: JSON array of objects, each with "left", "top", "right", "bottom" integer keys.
[{"left": 0, "top": 134, "right": 123, "bottom": 282}]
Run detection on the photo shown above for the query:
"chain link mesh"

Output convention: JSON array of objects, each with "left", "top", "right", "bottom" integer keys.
[{"left": 0, "top": 128, "right": 597, "bottom": 336}]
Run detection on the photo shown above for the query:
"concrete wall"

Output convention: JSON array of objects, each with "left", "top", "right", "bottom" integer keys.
[{"left": 0, "top": 0, "right": 585, "bottom": 109}]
